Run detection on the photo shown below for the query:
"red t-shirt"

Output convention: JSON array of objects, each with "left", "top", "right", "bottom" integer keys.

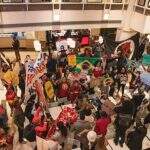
[
  {"left": 57, "top": 82, "right": 69, "bottom": 98},
  {"left": 95, "top": 117, "right": 111, "bottom": 136},
  {"left": 93, "top": 67, "right": 103, "bottom": 78},
  {"left": 0, "top": 106, "right": 5, "bottom": 115}
]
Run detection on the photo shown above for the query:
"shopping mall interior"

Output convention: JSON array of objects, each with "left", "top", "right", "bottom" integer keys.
[{"left": 0, "top": 0, "right": 150, "bottom": 150}]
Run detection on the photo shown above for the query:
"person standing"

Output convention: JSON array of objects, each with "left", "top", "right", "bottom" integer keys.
[
  {"left": 113, "top": 96, "right": 134, "bottom": 147},
  {"left": 12, "top": 36, "right": 21, "bottom": 63},
  {"left": 126, "top": 123, "right": 147, "bottom": 150},
  {"left": 132, "top": 87, "right": 145, "bottom": 118},
  {"left": 117, "top": 68, "right": 128, "bottom": 95},
  {"left": 13, "top": 100, "right": 25, "bottom": 143}
]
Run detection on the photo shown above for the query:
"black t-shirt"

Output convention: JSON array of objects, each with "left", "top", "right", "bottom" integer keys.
[
  {"left": 127, "top": 127, "right": 147, "bottom": 150},
  {"left": 132, "top": 93, "right": 145, "bottom": 109},
  {"left": 144, "top": 113, "right": 150, "bottom": 124}
]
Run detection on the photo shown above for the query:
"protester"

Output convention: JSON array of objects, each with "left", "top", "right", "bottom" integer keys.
[
  {"left": 126, "top": 123, "right": 147, "bottom": 150},
  {"left": 13, "top": 99, "right": 25, "bottom": 143},
  {"left": 94, "top": 111, "right": 111, "bottom": 136},
  {"left": 113, "top": 96, "right": 134, "bottom": 147},
  {"left": 0, "top": 31, "right": 150, "bottom": 150}
]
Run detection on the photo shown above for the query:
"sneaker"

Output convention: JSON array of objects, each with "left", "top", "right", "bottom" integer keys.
[
  {"left": 113, "top": 139, "right": 118, "bottom": 145},
  {"left": 119, "top": 143, "right": 123, "bottom": 147},
  {"left": 19, "top": 140, "right": 26, "bottom": 144}
]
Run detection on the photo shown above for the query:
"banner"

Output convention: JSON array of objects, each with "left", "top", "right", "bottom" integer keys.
[
  {"left": 25, "top": 60, "right": 36, "bottom": 102},
  {"left": 56, "top": 39, "right": 68, "bottom": 51},
  {"left": 34, "top": 52, "right": 48, "bottom": 77},
  {"left": 67, "top": 54, "right": 100, "bottom": 70},
  {"left": 142, "top": 54, "right": 150, "bottom": 65},
  {"left": 67, "top": 54, "right": 76, "bottom": 66},
  {"left": 25, "top": 52, "right": 48, "bottom": 102},
  {"left": 104, "top": 33, "right": 140, "bottom": 60}
]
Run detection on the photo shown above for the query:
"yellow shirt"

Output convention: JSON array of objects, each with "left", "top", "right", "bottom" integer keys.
[
  {"left": 3, "top": 70, "right": 19, "bottom": 86},
  {"left": 44, "top": 81, "right": 54, "bottom": 100}
]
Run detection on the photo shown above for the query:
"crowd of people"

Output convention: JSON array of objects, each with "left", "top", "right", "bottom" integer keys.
[{"left": 0, "top": 34, "right": 150, "bottom": 150}]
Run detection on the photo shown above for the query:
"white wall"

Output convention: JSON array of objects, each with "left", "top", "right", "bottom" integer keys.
[
  {"left": 0, "top": 10, "right": 123, "bottom": 32},
  {"left": 130, "top": 12, "right": 146, "bottom": 33},
  {"left": 144, "top": 16, "right": 150, "bottom": 34},
  {"left": 1, "top": 11, "right": 53, "bottom": 24}
]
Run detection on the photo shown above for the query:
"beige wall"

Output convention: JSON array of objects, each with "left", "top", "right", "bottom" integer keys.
[
  {"left": 2, "top": 51, "right": 36, "bottom": 62},
  {"left": 0, "top": 10, "right": 123, "bottom": 32},
  {"left": 0, "top": 37, "right": 35, "bottom": 48}
]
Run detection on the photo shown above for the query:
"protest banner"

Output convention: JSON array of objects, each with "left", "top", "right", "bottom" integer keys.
[{"left": 25, "top": 52, "right": 48, "bottom": 103}]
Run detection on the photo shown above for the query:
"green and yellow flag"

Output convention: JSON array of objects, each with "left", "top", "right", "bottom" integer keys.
[{"left": 67, "top": 54, "right": 100, "bottom": 70}]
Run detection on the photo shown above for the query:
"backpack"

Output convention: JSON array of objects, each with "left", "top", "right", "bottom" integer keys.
[
  {"left": 118, "top": 114, "right": 132, "bottom": 127},
  {"left": 24, "top": 123, "right": 36, "bottom": 142}
]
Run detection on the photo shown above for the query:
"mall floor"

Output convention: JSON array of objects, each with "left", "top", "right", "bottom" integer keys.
[{"left": 0, "top": 51, "right": 150, "bottom": 150}]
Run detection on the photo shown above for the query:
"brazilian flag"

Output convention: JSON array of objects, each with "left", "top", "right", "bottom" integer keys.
[{"left": 67, "top": 54, "right": 100, "bottom": 71}]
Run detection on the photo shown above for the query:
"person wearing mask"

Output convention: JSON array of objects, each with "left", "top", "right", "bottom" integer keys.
[
  {"left": 126, "top": 123, "right": 147, "bottom": 150},
  {"left": 113, "top": 96, "right": 134, "bottom": 147}
]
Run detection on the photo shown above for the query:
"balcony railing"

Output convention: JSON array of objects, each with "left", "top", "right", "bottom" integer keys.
[{"left": 0, "top": 0, "right": 129, "bottom": 4}]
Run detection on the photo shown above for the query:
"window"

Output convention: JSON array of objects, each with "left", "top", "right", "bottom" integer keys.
[{"left": 137, "top": 0, "right": 146, "bottom": 6}]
